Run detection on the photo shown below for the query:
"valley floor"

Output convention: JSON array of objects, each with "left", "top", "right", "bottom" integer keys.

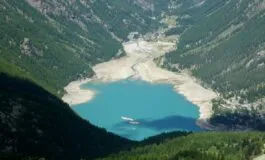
[{"left": 62, "top": 38, "right": 218, "bottom": 128}]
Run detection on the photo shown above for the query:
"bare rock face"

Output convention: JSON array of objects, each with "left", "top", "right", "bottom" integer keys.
[
  {"left": 25, "top": 0, "right": 43, "bottom": 10},
  {"left": 20, "top": 38, "right": 43, "bottom": 57},
  {"left": 133, "top": 0, "right": 154, "bottom": 11},
  {"left": 20, "top": 38, "right": 32, "bottom": 56}
]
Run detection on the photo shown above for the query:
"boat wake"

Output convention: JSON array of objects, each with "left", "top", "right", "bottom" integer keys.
[{"left": 121, "top": 116, "right": 140, "bottom": 125}]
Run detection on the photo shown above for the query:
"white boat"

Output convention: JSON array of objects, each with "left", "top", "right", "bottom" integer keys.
[{"left": 121, "top": 116, "right": 134, "bottom": 121}]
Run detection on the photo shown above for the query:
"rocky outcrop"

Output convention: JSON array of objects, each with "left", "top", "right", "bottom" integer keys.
[{"left": 20, "top": 38, "right": 43, "bottom": 57}]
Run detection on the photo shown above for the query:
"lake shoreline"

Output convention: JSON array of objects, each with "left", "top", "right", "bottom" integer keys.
[
  {"left": 62, "top": 78, "right": 95, "bottom": 106},
  {"left": 62, "top": 39, "right": 218, "bottom": 130}
]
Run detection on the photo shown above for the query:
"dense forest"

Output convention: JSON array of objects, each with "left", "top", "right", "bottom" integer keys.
[
  {"left": 160, "top": 0, "right": 265, "bottom": 129},
  {"left": 101, "top": 132, "right": 265, "bottom": 160},
  {"left": 1, "top": 0, "right": 265, "bottom": 159},
  {"left": 1, "top": 73, "right": 264, "bottom": 160},
  {"left": 164, "top": 0, "right": 265, "bottom": 102},
  {"left": 0, "top": 0, "right": 158, "bottom": 96},
  {"left": 3, "top": 0, "right": 265, "bottom": 130},
  {"left": 210, "top": 98, "right": 265, "bottom": 131},
  {"left": 0, "top": 73, "right": 134, "bottom": 159}
]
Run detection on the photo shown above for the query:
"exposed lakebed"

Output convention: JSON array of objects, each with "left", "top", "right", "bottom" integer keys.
[{"left": 73, "top": 80, "right": 202, "bottom": 141}]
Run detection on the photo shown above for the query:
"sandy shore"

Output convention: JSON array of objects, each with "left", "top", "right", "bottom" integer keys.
[
  {"left": 62, "top": 39, "right": 218, "bottom": 127},
  {"left": 62, "top": 79, "right": 95, "bottom": 106},
  {"left": 253, "top": 154, "right": 265, "bottom": 160}
]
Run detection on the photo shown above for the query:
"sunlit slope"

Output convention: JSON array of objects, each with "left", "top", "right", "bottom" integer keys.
[
  {"left": 165, "top": 0, "right": 265, "bottom": 102},
  {"left": 0, "top": 0, "right": 157, "bottom": 95},
  {"left": 162, "top": 0, "right": 265, "bottom": 129},
  {"left": 102, "top": 132, "right": 265, "bottom": 160}
]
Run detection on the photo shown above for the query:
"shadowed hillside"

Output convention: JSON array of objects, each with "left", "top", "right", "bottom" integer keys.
[{"left": 0, "top": 73, "right": 133, "bottom": 159}]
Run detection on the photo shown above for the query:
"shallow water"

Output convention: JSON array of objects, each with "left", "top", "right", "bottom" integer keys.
[{"left": 73, "top": 80, "right": 202, "bottom": 141}]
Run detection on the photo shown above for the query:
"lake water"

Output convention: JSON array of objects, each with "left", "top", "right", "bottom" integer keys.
[{"left": 73, "top": 80, "right": 202, "bottom": 141}]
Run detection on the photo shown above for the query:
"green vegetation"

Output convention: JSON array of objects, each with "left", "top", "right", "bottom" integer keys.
[
  {"left": 1, "top": 74, "right": 265, "bottom": 160},
  {"left": 90, "top": 0, "right": 158, "bottom": 39},
  {"left": 162, "top": 0, "right": 265, "bottom": 129},
  {"left": 0, "top": 0, "right": 157, "bottom": 96},
  {"left": 165, "top": 0, "right": 265, "bottom": 102},
  {"left": 1, "top": 74, "right": 264, "bottom": 160},
  {"left": 0, "top": 73, "right": 133, "bottom": 159},
  {"left": 210, "top": 98, "right": 265, "bottom": 130},
  {"left": 1, "top": 1, "right": 265, "bottom": 159},
  {"left": 101, "top": 132, "right": 265, "bottom": 160}
]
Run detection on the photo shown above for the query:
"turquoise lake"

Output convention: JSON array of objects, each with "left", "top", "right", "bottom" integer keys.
[{"left": 73, "top": 80, "right": 202, "bottom": 141}]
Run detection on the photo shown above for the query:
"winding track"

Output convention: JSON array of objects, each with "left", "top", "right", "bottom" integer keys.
[{"left": 125, "top": 40, "right": 172, "bottom": 80}]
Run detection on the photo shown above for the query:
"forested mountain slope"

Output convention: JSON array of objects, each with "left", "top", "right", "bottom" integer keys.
[
  {"left": 0, "top": 0, "right": 157, "bottom": 96},
  {"left": 2, "top": 1, "right": 265, "bottom": 159},
  {"left": 0, "top": 73, "right": 133, "bottom": 159},
  {"left": 164, "top": 0, "right": 265, "bottom": 102},
  {"left": 1, "top": 72, "right": 265, "bottom": 159},
  {"left": 160, "top": 0, "right": 265, "bottom": 129},
  {"left": 102, "top": 132, "right": 265, "bottom": 160}
]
